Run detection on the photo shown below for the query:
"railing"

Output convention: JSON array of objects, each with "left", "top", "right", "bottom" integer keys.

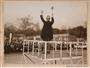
[{"left": 23, "top": 40, "right": 87, "bottom": 66}]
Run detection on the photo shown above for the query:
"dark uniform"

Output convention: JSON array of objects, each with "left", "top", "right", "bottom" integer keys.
[{"left": 40, "top": 15, "right": 54, "bottom": 41}]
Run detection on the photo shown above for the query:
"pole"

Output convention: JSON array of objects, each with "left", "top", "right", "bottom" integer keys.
[
  {"left": 70, "top": 43, "right": 72, "bottom": 66},
  {"left": 44, "top": 41, "right": 47, "bottom": 64},
  {"left": 81, "top": 42, "right": 84, "bottom": 66},
  {"left": 28, "top": 41, "right": 29, "bottom": 54},
  {"left": 32, "top": 41, "right": 34, "bottom": 55},
  {"left": 38, "top": 42, "right": 39, "bottom": 56},
  {"left": 60, "top": 42, "right": 62, "bottom": 64},
  {"left": 9, "top": 33, "right": 12, "bottom": 43}
]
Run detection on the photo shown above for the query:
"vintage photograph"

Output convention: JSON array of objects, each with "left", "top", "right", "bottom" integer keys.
[{"left": 3, "top": 1, "right": 87, "bottom": 67}]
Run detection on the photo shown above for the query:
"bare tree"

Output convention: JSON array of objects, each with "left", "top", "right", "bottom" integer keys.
[{"left": 18, "top": 15, "right": 40, "bottom": 36}]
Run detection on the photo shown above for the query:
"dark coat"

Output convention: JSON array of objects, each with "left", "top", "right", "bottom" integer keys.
[{"left": 40, "top": 15, "right": 54, "bottom": 41}]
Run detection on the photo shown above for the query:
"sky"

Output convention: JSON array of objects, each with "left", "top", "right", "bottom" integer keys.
[{"left": 4, "top": 1, "right": 87, "bottom": 29}]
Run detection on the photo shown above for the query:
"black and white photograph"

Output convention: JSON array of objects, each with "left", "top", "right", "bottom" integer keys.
[{"left": 3, "top": 0, "right": 87, "bottom": 67}]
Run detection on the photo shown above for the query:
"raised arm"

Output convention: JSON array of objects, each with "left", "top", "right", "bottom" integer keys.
[
  {"left": 40, "top": 15, "right": 46, "bottom": 23},
  {"left": 40, "top": 10, "right": 46, "bottom": 23},
  {"left": 51, "top": 17, "right": 54, "bottom": 25}
]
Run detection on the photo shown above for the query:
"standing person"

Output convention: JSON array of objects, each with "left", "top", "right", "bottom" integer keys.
[{"left": 40, "top": 10, "right": 54, "bottom": 41}]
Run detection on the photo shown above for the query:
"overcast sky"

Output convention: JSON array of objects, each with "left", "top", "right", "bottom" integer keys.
[{"left": 4, "top": 1, "right": 87, "bottom": 29}]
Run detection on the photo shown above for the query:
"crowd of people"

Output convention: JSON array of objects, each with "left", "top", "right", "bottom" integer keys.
[{"left": 4, "top": 39, "right": 23, "bottom": 53}]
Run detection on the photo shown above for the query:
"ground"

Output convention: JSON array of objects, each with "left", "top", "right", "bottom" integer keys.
[{"left": 4, "top": 49, "right": 87, "bottom": 67}]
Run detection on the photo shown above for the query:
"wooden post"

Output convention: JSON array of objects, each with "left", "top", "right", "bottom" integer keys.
[
  {"left": 70, "top": 43, "right": 72, "bottom": 65},
  {"left": 54, "top": 42, "right": 57, "bottom": 64},
  {"left": 76, "top": 43, "right": 78, "bottom": 56},
  {"left": 38, "top": 42, "right": 40, "bottom": 57},
  {"left": 60, "top": 43, "right": 62, "bottom": 63},
  {"left": 28, "top": 41, "right": 29, "bottom": 54},
  {"left": 32, "top": 41, "right": 34, "bottom": 55},
  {"left": 9, "top": 33, "right": 12, "bottom": 43},
  {"left": 23, "top": 41, "right": 24, "bottom": 54},
  {"left": 87, "top": 2, "right": 90, "bottom": 66},
  {"left": 44, "top": 41, "right": 47, "bottom": 64},
  {"left": 23, "top": 40, "right": 26, "bottom": 63},
  {"left": 81, "top": 42, "right": 84, "bottom": 66},
  {"left": 55, "top": 42, "right": 57, "bottom": 51},
  {"left": 53, "top": 43, "right": 55, "bottom": 59}
]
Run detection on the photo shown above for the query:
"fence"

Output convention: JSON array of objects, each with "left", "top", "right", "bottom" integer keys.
[{"left": 22, "top": 39, "right": 87, "bottom": 66}]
